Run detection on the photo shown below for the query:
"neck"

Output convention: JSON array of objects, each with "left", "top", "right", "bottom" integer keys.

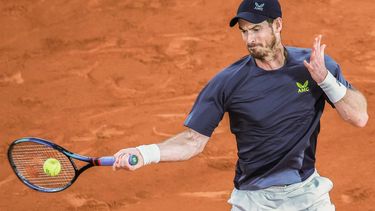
[{"left": 254, "top": 44, "right": 287, "bottom": 71}]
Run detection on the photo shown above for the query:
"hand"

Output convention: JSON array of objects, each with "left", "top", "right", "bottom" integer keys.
[
  {"left": 112, "top": 147, "right": 144, "bottom": 171},
  {"left": 303, "top": 35, "right": 329, "bottom": 84}
]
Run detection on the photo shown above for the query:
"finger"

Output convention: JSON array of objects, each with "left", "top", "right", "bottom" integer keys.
[
  {"left": 318, "top": 35, "right": 325, "bottom": 60},
  {"left": 114, "top": 151, "right": 128, "bottom": 170},
  {"left": 117, "top": 153, "right": 127, "bottom": 168},
  {"left": 321, "top": 44, "right": 327, "bottom": 59},
  {"left": 310, "top": 48, "right": 316, "bottom": 63},
  {"left": 114, "top": 150, "right": 126, "bottom": 158},
  {"left": 120, "top": 154, "right": 131, "bottom": 169},
  {"left": 113, "top": 155, "right": 121, "bottom": 171},
  {"left": 317, "top": 35, "right": 321, "bottom": 50},
  {"left": 112, "top": 160, "right": 116, "bottom": 171},
  {"left": 121, "top": 153, "right": 133, "bottom": 170},
  {"left": 303, "top": 60, "right": 313, "bottom": 71},
  {"left": 114, "top": 153, "right": 123, "bottom": 169},
  {"left": 312, "top": 38, "right": 316, "bottom": 56},
  {"left": 314, "top": 36, "right": 320, "bottom": 60},
  {"left": 313, "top": 36, "right": 318, "bottom": 51}
]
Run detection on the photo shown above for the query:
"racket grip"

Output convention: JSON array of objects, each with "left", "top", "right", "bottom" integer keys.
[
  {"left": 98, "top": 155, "right": 138, "bottom": 166},
  {"left": 98, "top": 156, "right": 115, "bottom": 166}
]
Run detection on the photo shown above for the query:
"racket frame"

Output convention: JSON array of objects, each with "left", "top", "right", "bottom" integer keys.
[{"left": 7, "top": 137, "right": 115, "bottom": 193}]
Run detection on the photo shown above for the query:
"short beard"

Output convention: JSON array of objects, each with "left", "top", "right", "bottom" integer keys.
[{"left": 247, "top": 32, "right": 277, "bottom": 61}]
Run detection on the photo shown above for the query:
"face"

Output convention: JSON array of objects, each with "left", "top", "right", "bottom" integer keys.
[{"left": 238, "top": 19, "right": 280, "bottom": 60}]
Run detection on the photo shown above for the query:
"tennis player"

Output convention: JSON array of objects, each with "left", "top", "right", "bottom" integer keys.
[{"left": 113, "top": 0, "right": 368, "bottom": 210}]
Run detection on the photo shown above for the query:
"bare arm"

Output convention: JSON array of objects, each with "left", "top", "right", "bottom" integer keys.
[
  {"left": 334, "top": 88, "right": 368, "bottom": 127},
  {"left": 304, "top": 35, "right": 369, "bottom": 127},
  {"left": 157, "top": 129, "right": 210, "bottom": 161},
  {"left": 112, "top": 129, "right": 209, "bottom": 171}
]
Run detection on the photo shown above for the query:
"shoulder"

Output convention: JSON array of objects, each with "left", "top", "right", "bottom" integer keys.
[
  {"left": 286, "top": 46, "right": 311, "bottom": 64},
  {"left": 286, "top": 46, "right": 339, "bottom": 72},
  {"left": 209, "top": 55, "right": 251, "bottom": 86},
  {"left": 198, "top": 55, "right": 252, "bottom": 101}
]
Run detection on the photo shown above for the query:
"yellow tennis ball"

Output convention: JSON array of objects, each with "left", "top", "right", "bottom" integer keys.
[{"left": 43, "top": 158, "right": 61, "bottom": 176}]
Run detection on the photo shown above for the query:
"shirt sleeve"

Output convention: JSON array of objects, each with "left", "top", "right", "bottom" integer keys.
[
  {"left": 184, "top": 77, "right": 226, "bottom": 137},
  {"left": 324, "top": 61, "right": 353, "bottom": 108}
]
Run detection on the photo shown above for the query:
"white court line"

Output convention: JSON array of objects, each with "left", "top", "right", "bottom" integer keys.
[
  {"left": 0, "top": 175, "right": 16, "bottom": 188},
  {"left": 154, "top": 113, "right": 186, "bottom": 118},
  {"left": 179, "top": 191, "right": 230, "bottom": 199},
  {"left": 152, "top": 127, "right": 173, "bottom": 138}
]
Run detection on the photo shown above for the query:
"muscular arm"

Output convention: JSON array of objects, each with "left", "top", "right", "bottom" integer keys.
[
  {"left": 334, "top": 88, "right": 368, "bottom": 127},
  {"left": 157, "top": 129, "right": 210, "bottom": 161},
  {"left": 113, "top": 129, "right": 209, "bottom": 170}
]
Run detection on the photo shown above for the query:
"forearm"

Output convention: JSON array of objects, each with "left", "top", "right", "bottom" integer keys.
[
  {"left": 334, "top": 88, "right": 368, "bottom": 127},
  {"left": 112, "top": 129, "right": 209, "bottom": 171},
  {"left": 315, "top": 67, "right": 368, "bottom": 127},
  {"left": 157, "top": 129, "right": 209, "bottom": 162}
]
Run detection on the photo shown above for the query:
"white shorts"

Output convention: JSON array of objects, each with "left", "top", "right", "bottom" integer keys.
[{"left": 227, "top": 170, "right": 335, "bottom": 211}]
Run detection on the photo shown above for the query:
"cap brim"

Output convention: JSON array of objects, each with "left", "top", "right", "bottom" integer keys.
[{"left": 229, "top": 12, "right": 269, "bottom": 27}]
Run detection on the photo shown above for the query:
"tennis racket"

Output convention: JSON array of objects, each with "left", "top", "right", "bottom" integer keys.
[{"left": 7, "top": 137, "right": 138, "bottom": 193}]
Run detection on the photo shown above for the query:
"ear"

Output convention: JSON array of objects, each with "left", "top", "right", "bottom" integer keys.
[{"left": 274, "top": 17, "right": 283, "bottom": 33}]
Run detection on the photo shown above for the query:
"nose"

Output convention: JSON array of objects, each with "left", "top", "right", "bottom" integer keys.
[{"left": 242, "top": 31, "right": 255, "bottom": 45}]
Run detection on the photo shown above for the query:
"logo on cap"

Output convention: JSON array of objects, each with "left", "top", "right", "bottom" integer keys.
[{"left": 254, "top": 2, "right": 265, "bottom": 11}]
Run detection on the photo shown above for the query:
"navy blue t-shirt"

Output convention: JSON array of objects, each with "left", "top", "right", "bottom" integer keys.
[{"left": 184, "top": 47, "right": 352, "bottom": 190}]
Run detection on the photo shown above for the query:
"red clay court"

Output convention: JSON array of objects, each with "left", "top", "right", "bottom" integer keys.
[{"left": 0, "top": 0, "right": 374, "bottom": 210}]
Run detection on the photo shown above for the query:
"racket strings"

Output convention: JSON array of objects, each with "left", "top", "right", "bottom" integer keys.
[{"left": 10, "top": 142, "right": 76, "bottom": 190}]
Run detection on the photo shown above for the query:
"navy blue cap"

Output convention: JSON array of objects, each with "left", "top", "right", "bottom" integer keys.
[{"left": 230, "top": 0, "right": 282, "bottom": 27}]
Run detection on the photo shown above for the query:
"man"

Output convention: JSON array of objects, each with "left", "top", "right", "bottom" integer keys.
[{"left": 113, "top": 0, "right": 368, "bottom": 210}]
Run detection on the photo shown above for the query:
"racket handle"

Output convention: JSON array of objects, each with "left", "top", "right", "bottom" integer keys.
[
  {"left": 98, "top": 155, "right": 138, "bottom": 166},
  {"left": 98, "top": 156, "right": 115, "bottom": 166}
]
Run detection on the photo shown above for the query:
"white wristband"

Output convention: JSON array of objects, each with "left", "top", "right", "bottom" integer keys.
[
  {"left": 318, "top": 71, "right": 347, "bottom": 103},
  {"left": 136, "top": 144, "right": 160, "bottom": 165}
]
